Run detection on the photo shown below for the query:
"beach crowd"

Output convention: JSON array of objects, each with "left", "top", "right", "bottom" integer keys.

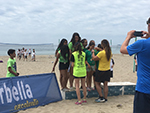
[{"left": 16, "top": 48, "right": 36, "bottom": 61}]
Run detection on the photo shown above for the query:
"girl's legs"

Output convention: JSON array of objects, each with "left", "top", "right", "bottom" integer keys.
[
  {"left": 93, "top": 70, "right": 96, "bottom": 89},
  {"left": 60, "top": 69, "right": 69, "bottom": 89},
  {"left": 90, "top": 71, "right": 94, "bottom": 88},
  {"left": 81, "top": 78, "right": 86, "bottom": 100},
  {"left": 93, "top": 76, "right": 96, "bottom": 89},
  {"left": 69, "top": 66, "right": 74, "bottom": 88},
  {"left": 86, "top": 71, "right": 90, "bottom": 88},
  {"left": 87, "top": 70, "right": 93, "bottom": 88},
  {"left": 103, "top": 81, "right": 108, "bottom": 99},
  {"left": 75, "top": 78, "right": 81, "bottom": 101},
  {"left": 59, "top": 70, "right": 63, "bottom": 89},
  {"left": 95, "top": 82, "right": 103, "bottom": 97},
  {"left": 23, "top": 55, "right": 25, "bottom": 61},
  {"left": 64, "top": 69, "right": 69, "bottom": 89},
  {"left": 28, "top": 54, "right": 30, "bottom": 58}
]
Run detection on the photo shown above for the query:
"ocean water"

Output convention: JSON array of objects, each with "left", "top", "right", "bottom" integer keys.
[
  {"left": 0, "top": 43, "right": 121, "bottom": 56},
  {"left": 0, "top": 43, "right": 56, "bottom": 56}
]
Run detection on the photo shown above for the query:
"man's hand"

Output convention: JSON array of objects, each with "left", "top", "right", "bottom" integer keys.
[
  {"left": 120, "top": 30, "right": 136, "bottom": 54},
  {"left": 142, "top": 31, "right": 150, "bottom": 39},
  {"left": 127, "top": 30, "right": 136, "bottom": 39}
]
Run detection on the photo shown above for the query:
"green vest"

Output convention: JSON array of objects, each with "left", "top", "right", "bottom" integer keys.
[
  {"left": 72, "top": 51, "right": 86, "bottom": 77},
  {"left": 58, "top": 50, "right": 68, "bottom": 63}
]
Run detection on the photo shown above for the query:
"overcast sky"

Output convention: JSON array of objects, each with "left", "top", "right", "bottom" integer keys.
[{"left": 0, "top": 0, "right": 149, "bottom": 45}]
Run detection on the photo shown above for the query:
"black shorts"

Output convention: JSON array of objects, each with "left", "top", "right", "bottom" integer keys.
[
  {"left": 59, "top": 62, "right": 69, "bottom": 70},
  {"left": 73, "top": 76, "right": 86, "bottom": 79},
  {"left": 134, "top": 91, "right": 150, "bottom": 113},
  {"left": 95, "top": 70, "right": 111, "bottom": 82},
  {"left": 110, "top": 71, "right": 113, "bottom": 78},
  {"left": 25, "top": 56, "right": 27, "bottom": 59}
]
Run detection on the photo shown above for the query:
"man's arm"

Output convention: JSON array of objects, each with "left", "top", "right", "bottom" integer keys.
[
  {"left": 120, "top": 30, "right": 150, "bottom": 54},
  {"left": 120, "top": 30, "right": 136, "bottom": 54}
]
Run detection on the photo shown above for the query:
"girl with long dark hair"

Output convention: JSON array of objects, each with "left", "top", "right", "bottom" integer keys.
[
  {"left": 52, "top": 44, "right": 70, "bottom": 91},
  {"left": 71, "top": 42, "right": 87, "bottom": 105},
  {"left": 68, "top": 32, "right": 83, "bottom": 89},
  {"left": 55, "top": 39, "right": 68, "bottom": 56},
  {"left": 92, "top": 39, "right": 112, "bottom": 102}
]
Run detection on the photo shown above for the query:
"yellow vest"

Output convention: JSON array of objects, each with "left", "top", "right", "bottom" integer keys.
[{"left": 72, "top": 51, "right": 86, "bottom": 77}]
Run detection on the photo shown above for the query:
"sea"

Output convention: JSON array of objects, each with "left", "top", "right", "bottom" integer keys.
[{"left": 0, "top": 43, "right": 121, "bottom": 56}]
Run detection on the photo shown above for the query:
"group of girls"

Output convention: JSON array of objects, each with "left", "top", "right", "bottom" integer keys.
[{"left": 52, "top": 32, "right": 112, "bottom": 105}]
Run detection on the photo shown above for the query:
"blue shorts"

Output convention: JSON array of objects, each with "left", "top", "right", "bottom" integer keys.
[{"left": 134, "top": 91, "right": 150, "bottom": 113}]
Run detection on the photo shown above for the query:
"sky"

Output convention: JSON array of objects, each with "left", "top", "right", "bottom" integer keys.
[{"left": 0, "top": 0, "right": 149, "bottom": 45}]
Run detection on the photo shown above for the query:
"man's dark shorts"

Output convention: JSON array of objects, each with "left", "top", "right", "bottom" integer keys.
[{"left": 134, "top": 91, "right": 150, "bottom": 113}]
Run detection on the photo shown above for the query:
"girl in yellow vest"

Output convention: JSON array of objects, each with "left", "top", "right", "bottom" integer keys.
[
  {"left": 71, "top": 42, "right": 87, "bottom": 105},
  {"left": 52, "top": 45, "right": 70, "bottom": 91},
  {"left": 92, "top": 39, "right": 112, "bottom": 103}
]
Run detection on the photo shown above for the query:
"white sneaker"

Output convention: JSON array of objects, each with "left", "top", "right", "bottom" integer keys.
[
  {"left": 70, "top": 87, "right": 75, "bottom": 90},
  {"left": 86, "top": 87, "right": 91, "bottom": 91},
  {"left": 62, "top": 88, "right": 69, "bottom": 92}
]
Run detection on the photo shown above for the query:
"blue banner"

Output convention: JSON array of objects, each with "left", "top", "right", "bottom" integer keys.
[{"left": 0, "top": 73, "right": 62, "bottom": 113}]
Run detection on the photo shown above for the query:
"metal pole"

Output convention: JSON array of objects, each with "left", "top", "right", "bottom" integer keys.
[{"left": 110, "top": 39, "right": 112, "bottom": 51}]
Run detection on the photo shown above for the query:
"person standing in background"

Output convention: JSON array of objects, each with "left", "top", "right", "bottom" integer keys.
[
  {"left": 22, "top": 47, "right": 25, "bottom": 60},
  {"left": 28, "top": 48, "right": 32, "bottom": 58},
  {"left": 32, "top": 49, "right": 36, "bottom": 61},
  {"left": 24, "top": 49, "right": 28, "bottom": 61}
]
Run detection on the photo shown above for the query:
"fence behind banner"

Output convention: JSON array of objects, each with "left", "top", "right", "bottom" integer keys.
[{"left": 0, "top": 73, "right": 62, "bottom": 113}]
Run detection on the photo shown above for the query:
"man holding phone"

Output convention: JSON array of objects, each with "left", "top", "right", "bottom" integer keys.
[{"left": 120, "top": 17, "right": 150, "bottom": 113}]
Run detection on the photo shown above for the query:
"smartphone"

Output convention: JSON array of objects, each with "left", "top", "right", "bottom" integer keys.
[{"left": 134, "top": 31, "right": 143, "bottom": 37}]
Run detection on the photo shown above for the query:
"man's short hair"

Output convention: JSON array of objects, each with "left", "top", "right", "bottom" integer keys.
[
  {"left": 7, "top": 49, "right": 15, "bottom": 56},
  {"left": 147, "top": 17, "right": 150, "bottom": 24}
]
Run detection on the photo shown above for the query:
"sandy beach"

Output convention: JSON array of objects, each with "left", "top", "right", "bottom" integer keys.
[{"left": 0, "top": 54, "right": 137, "bottom": 113}]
